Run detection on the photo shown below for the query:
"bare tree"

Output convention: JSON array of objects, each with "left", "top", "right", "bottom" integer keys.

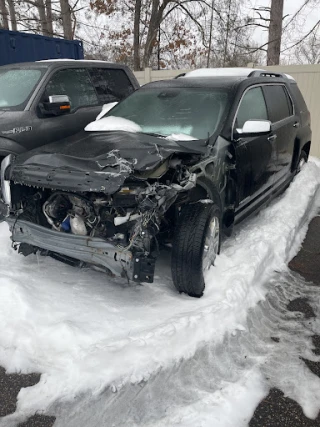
[
  {"left": 46, "top": 0, "right": 54, "bottom": 36},
  {"left": 294, "top": 29, "right": 320, "bottom": 64},
  {"left": 7, "top": 0, "right": 17, "bottom": 30},
  {"left": 0, "top": 0, "right": 9, "bottom": 29},
  {"left": 267, "top": 0, "right": 284, "bottom": 65},
  {"left": 222, "top": 0, "right": 232, "bottom": 66},
  {"left": 134, "top": 0, "right": 142, "bottom": 70},
  {"left": 60, "top": 0, "right": 73, "bottom": 39},
  {"left": 36, "top": 0, "right": 51, "bottom": 36},
  {"left": 143, "top": 0, "right": 169, "bottom": 68}
]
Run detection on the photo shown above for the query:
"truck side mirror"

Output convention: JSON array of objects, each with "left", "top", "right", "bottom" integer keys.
[
  {"left": 42, "top": 95, "right": 71, "bottom": 116},
  {"left": 235, "top": 120, "right": 271, "bottom": 137}
]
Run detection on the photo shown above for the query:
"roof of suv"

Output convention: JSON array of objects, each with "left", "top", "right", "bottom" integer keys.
[
  {"left": 142, "top": 67, "right": 296, "bottom": 90},
  {"left": 143, "top": 77, "right": 246, "bottom": 90},
  {"left": 182, "top": 67, "right": 295, "bottom": 80}
]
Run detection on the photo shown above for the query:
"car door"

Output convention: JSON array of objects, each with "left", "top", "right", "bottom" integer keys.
[
  {"left": 234, "top": 85, "right": 277, "bottom": 205},
  {"left": 31, "top": 68, "right": 101, "bottom": 149},
  {"left": 262, "top": 84, "right": 297, "bottom": 186}
]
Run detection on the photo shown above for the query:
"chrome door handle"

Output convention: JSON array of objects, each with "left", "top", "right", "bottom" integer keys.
[{"left": 268, "top": 134, "right": 277, "bottom": 142}]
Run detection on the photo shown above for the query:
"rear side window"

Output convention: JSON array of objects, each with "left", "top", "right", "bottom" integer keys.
[
  {"left": 290, "top": 83, "right": 308, "bottom": 113},
  {"left": 263, "top": 85, "right": 293, "bottom": 122},
  {"left": 45, "top": 68, "right": 99, "bottom": 111},
  {"left": 236, "top": 86, "right": 268, "bottom": 128},
  {"left": 88, "top": 68, "right": 135, "bottom": 104}
]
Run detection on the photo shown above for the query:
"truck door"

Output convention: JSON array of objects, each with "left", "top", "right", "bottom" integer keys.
[
  {"left": 262, "top": 84, "right": 297, "bottom": 186},
  {"left": 32, "top": 68, "right": 101, "bottom": 149},
  {"left": 234, "top": 85, "right": 276, "bottom": 204}
]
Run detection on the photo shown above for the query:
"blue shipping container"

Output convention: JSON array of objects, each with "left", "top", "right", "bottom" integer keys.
[{"left": 0, "top": 29, "right": 84, "bottom": 66}]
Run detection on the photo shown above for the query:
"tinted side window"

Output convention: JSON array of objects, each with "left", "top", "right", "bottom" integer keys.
[
  {"left": 263, "top": 85, "right": 292, "bottom": 123},
  {"left": 290, "top": 83, "right": 308, "bottom": 113},
  {"left": 88, "top": 68, "right": 135, "bottom": 104},
  {"left": 236, "top": 86, "right": 268, "bottom": 128},
  {"left": 45, "top": 68, "right": 99, "bottom": 111}
]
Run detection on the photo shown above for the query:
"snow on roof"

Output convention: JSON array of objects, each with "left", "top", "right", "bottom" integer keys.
[
  {"left": 284, "top": 73, "right": 295, "bottom": 80},
  {"left": 37, "top": 59, "right": 114, "bottom": 63},
  {"left": 183, "top": 68, "right": 265, "bottom": 78},
  {"left": 37, "top": 59, "right": 76, "bottom": 62},
  {"left": 183, "top": 68, "right": 296, "bottom": 81}
]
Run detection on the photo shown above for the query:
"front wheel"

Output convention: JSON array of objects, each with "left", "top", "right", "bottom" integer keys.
[{"left": 171, "top": 202, "right": 221, "bottom": 298}]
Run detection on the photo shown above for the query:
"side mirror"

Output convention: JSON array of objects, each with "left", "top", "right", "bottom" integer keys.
[
  {"left": 236, "top": 120, "right": 271, "bottom": 137},
  {"left": 42, "top": 95, "right": 71, "bottom": 116}
]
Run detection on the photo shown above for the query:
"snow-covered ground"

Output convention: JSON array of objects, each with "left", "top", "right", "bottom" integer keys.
[{"left": 0, "top": 159, "right": 320, "bottom": 426}]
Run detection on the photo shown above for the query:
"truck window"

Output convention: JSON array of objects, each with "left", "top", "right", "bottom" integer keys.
[
  {"left": 263, "top": 85, "right": 293, "bottom": 122},
  {"left": 0, "top": 68, "right": 43, "bottom": 110},
  {"left": 236, "top": 86, "right": 268, "bottom": 128},
  {"left": 88, "top": 68, "right": 135, "bottom": 104},
  {"left": 45, "top": 68, "right": 99, "bottom": 111}
]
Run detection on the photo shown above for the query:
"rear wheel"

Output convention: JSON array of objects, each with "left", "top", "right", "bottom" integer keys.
[{"left": 171, "top": 202, "right": 221, "bottom": 298}]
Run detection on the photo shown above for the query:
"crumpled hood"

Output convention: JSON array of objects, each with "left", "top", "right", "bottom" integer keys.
[{"left": 9, "top": 130, "right": 202, "bottom": 194}]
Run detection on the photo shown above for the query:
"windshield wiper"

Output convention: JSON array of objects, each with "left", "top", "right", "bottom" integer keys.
[{"left": 140, "top": 132, "right": 167, "bottom": 138}]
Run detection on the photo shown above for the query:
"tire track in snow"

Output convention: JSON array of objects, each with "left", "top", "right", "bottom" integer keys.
[{"left": 48, "top": 270, "right": 320, "bottom": 427}]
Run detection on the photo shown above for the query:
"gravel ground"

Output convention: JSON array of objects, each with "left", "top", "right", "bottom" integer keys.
[
  {"left": 0, "top": 367, "right": 55, "bottom": 426},
  {"left": 250, "top": 215, "right": 320, "bottom": 427}
]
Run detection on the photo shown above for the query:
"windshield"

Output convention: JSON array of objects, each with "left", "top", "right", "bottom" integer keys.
[
  {"left": 0, "top": 68, "right": 44, "bottom": 111},
  {"left": 105, "top": 87, "right": 229, "bottom": 140}
]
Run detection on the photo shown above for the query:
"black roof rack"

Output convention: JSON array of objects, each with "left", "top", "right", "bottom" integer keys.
[{"left": 248, "top": 70, "right": 286, "bottom": 78}]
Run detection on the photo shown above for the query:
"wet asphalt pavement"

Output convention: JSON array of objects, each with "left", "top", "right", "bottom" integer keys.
[
  {"left": 0, "top": 216, "right": 320, "bottom": 426},
  {"left": 0, "top": 367, "right": 54, "bottom": 426},
  {"left": 250, "top": 215, "right": 320, "bottom": 427}
]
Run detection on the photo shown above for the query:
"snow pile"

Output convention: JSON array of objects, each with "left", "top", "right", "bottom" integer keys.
[
  {"left": 0, "top": 159, "right": 319, "bottom": 425},
  {"left": 95, "top": 102, "right": 118, "bottom": 121},
  {"left": 85, "top": 116, "right": 142, "bottom": 132},
  {"left": 183, "top": 67, "right": 264, "bottom": 78}
]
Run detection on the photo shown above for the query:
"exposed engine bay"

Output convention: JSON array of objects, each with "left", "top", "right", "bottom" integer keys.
[{"left": 7, "top": 157, "right": 199, "bottom": 282}]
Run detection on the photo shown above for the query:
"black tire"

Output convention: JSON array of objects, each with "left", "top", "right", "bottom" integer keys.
[
  {"left": 171, "top": 202, "right": 221, "bottom": 298},
  {"left": 296, "top": 150, "right": 308, "bottom": 174}
]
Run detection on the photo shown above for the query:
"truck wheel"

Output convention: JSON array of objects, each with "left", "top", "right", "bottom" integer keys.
[{"left": 171, "top": 202, "right": 221, "bottom": 298}]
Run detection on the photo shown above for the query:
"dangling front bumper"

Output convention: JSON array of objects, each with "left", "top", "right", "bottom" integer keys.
[{"left": 7, "top": 217, "right": 134, "bottom": 278}]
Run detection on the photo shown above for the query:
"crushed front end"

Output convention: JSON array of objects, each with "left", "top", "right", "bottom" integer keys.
[{"left": 0, "top": 150, "right": 198, "bottom": 283}]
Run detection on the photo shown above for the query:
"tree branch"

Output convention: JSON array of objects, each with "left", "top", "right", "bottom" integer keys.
[{"left": 281, "top": 19, "right": 320, "bottom": 52}]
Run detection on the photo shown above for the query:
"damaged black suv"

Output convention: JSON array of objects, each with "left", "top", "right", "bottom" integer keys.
[{"left": 0, "top": 68, "right": 311, "bottom": 297}]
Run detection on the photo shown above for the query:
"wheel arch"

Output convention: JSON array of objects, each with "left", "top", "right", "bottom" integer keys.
[
  {"left": 188, "top": 177, "right": 235, "bottom": 235},
  {"left": 191, "top": 177, "right": 222, "bottom": 211},
  {"left": 0, "top": 138, "right": 26, "bottom": 159},
  {"left": 301, "top": 141, "right": 311, "bottom": 158},
  {"left": 292, "top": 139, "right": 311, "bottom": 172}
]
